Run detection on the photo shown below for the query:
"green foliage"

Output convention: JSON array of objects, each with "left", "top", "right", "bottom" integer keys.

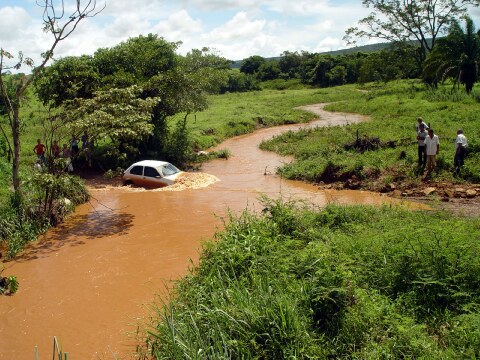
[
  {"left": 240, "top": 55, "right": 266, "bottom": 75},
  {"left": 0, "top": 172, "right": 88, "bottom": 258},
  {"left": 95, "top": 34, "right": 179, "bottom": 84},
  {"left": 33, "top": 36, "right": 231, "bottom": 168},
  {"left": 34, "top": 55, "right": 99, "bottom": 107},
  {"left": 257, "top": 61, "right": 281, "bottom": 81},
  {"left": 220, "top": 71, "right": 260, "bottom": 93},
  {"left": 0, "top": 192, "right": 49, "bottom": 258},
  {"left": 0, "top": 275, "right": 19, "bottom": 295},
  {"left": 165, "top": 116, "right": 192, "bottom": 167},
  {"left": 423, "top": 16, "right": 480, "bottom": 93},
  {"left": 345, "top": 0, "right": 475, "bottom": 64},
  {"left": 260, "top": 79, "right": 306, "bottom": 90},
  {"left": 64, "top": 85, "right": 156, "bottom": 145},
  {"left": 140, "top": 200, "right": 480, "bottom": 358}
]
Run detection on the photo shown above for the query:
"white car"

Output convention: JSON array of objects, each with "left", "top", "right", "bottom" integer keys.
[{"left": 122, "top": 160, "right": 183, "bottom": 188}]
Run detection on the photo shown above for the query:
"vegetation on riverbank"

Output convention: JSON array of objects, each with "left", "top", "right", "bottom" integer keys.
[
  {"left": 260, "top": 80, "right": 480, "bottom": 194},
  {"left": 0, "top": 173, "right": 89, "bottom": 258},
  {"left": 140, "top": 199, "right": 480, "bottom": 358}
]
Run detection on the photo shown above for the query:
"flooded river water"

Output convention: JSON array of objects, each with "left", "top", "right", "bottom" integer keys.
[{"left": 0, "top": 104, "right": 424, "bottom": 359}]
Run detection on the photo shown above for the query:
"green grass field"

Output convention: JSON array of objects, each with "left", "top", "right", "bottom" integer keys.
[{"left": 140, "top": 199, "right": 480, "bottom": 358}]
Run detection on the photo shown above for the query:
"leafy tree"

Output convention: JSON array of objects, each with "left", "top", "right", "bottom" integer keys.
[
  {"left": 359, "top": 45, "right": 421, "bottom": 83},
  {"left": 423, "top": 16, "right": 480, "bottom": 93},
  {"left": 34, "top": 55, "right": 99, "bottom": 107},
  {"left": 64, "top": 86, "right": 156, "bottom": 145},
  {"left": 345, "top": 0, "right": 480, "bottom": 63},
  {"left": 310, "top": 55, "right": 335, "bottom": 87},
  {"left": 240, "top": 55, "right": 266, "bottom": 75},
  {"left": 36, "top": 35, "right": 229, "bottom": 164},
  {"left": 140, "top": 48, "right": 229, "bottom": 160},
  {"left": 279, "top": 51, "right": 303, "bottom": 79},
  {"left": 0, "top": 0, "right": 104, "bottom": 191},
  {"left": 220, "top": 71, "right": 260, "bottom": 93},
  {"left": 257, "top": 61, "right": 281, "bottom": 81},
  {"left": 94, "top": 34, "right": 179, "bottom": 85},
  {"left": 327, "top": 65, "right": 347, "bottom": 86}
]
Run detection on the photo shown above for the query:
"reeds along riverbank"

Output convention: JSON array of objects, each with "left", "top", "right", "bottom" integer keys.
[{"left": 139, "top": 198, "right": 480, "bottom": 359}]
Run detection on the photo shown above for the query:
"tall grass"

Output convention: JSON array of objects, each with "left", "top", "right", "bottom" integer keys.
[{"left": 140, "top": 199, "right": 480, "bottom": 358}]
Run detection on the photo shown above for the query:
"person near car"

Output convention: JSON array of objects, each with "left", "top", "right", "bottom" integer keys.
[
  {"left": 454, "top": 129, "right": 468, "bottom": 174},
  {"left": 425, "top": 128, "right": 440, "bottom": 172},
  {"left": 416, "top": 123, "right": 427, "bottom": 167},
  {"left": 33, "top": 138, "right": 46, "bottom": 163},
  {"left": 70, "top": 134, "right": 79, "bottom": 157},
  {"left": 51, "top": 140, "right": 60, "bottom": 158},
  {"left": 62, "top": 143, "right": 74, "bottom": 172},
  {"left": 81, "top": 131, "right": 89, "bottom": 148}
]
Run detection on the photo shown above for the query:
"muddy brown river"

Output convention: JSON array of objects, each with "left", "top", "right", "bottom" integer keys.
[{"left": 0, "top": 104, "right": 425, "bottom": 359}]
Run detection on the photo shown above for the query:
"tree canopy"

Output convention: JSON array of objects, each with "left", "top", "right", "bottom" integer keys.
[
  {"left": 34, "top": 35, "right": 231, "bottom": 165},
  {"left": 344, "top": 0, "right": 480, "bottom": 62},
  {"left": 423, "top": 16, "right": 480, "bottom": 93}
]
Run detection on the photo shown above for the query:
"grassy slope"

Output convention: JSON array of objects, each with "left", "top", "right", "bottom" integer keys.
[
  {"left": 260, "top": 80, "right": 480, "bottom": 188},
  {"left": 172, "top": 85, "right": 364, "bottom": 149},
  {"left": 141, "top": 200, "right": 480, "bottom": 359}
]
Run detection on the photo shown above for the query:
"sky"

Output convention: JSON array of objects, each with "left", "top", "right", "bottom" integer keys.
[{"left": 1, "top": 0, "right": 480, "bottom": 70}]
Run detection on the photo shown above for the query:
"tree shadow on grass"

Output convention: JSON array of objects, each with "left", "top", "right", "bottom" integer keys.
[{"left": 14, "top": 210, "right": 135, "bottom": 262}]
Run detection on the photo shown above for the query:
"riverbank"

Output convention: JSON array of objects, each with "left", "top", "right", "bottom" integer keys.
[
  {"left": 139, "top": 200, "right": 480, "bottom": 358},
  {"left": 259, "top": 82, "right": 480, "bottom": 216}
]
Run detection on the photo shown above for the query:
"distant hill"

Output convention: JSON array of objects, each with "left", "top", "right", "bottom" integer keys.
[{"left": 231, "top": 40, "right": 418, "bottom": 68}]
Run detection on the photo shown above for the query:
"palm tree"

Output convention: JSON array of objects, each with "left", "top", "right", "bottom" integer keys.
[{"left": 423, "top": 16, "right": 480, "bottom": 94}]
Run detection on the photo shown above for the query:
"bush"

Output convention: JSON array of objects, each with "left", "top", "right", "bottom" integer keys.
[{"left": 0, "top": 173, "right": 89, "bottom": 258}]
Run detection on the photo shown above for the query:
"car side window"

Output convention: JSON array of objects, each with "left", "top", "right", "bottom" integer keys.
[
  {"left": 144, "top": 166, "right": 160, "bottom": 178},
  {"left": 130, "top": 166, "right": 143, "bottom": 175}
]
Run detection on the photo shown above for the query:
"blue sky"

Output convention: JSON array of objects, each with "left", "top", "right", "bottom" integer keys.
[{"left": 1, "top": 0, "right": 479, "bottom": 70}]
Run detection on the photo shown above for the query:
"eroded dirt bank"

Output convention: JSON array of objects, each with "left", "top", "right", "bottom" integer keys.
[{"left": 0, "top": 104, "right": 427, "bottom": 359}]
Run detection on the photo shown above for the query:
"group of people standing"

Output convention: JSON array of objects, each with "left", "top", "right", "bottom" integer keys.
[
  {"left": 416, "top": 117, "right": 468, "bottom": 175},
  {"left": 33, "top": 132, "right": 90, "bottom": 172}
]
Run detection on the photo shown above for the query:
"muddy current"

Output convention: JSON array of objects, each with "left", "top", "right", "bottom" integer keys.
[{"left": 0, "top": 104, "right": 426, "bottom": 359}]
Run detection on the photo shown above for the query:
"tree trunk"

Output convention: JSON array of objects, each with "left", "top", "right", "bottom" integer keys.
[{"left": 12, "top": 105, "right": 21, "bottom": 191}]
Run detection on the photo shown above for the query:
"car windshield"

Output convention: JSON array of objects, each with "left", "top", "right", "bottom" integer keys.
[{"left": 161, "top": 163, "right": 180, "bottom": 176}]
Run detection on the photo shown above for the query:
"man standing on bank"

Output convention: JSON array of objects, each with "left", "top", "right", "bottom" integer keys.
[
  {"left": 416, "top": 117, "right": 429, "bottom": 132},
  {"left": 425, "top": 129, "right": 440, "bottom": 173},
  {"left": 454, "top": 129, "right": 468, "bottom": 175},
  {"left": 416, "top": 123, "right": 428, "bottom": 167}
]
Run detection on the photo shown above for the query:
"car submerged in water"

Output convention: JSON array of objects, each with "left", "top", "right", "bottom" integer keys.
[{"left": 122, "top": 160, "right": 183, "bottom": 188}]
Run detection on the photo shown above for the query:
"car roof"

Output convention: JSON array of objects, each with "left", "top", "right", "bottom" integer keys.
[{"left": 130, "top": 160, "right": 170, "bottom": 167}]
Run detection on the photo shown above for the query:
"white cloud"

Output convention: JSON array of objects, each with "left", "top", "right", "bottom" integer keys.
[
  {"left": 0, "top": 7, "right": 31, "bottom": 40},
  {"left": 204, "top": 12, "right": 266, "bottom": 41},
  {"left": 179, "top": 0, "right": 261, "bottom": 11},
  {"left": 11, "top": 0, "right": 479, "bottom": 72},
  {"left": 153, "top": 10, "right": 204, "bottom": 42}
]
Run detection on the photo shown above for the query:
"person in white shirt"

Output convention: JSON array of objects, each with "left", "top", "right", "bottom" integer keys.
[
  {"left": 416, "top": 117, "right": 429, "bottom": 132},
  {"left": 424, "top": 128, "right": 439, "bottom": 172},
  {"left": 416, "top": 123, "right": 428, "bottom": 167},
  {"left": 454, "top": 129, "right": 468, "bottom": 174}
]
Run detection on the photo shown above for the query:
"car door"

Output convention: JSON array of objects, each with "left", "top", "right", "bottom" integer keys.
[
  {"left": 128, "top": 165, "right": 145, "bottom": 186},
  {"left": 143, "top": 166, "right": 167, "bottom": 188}
]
